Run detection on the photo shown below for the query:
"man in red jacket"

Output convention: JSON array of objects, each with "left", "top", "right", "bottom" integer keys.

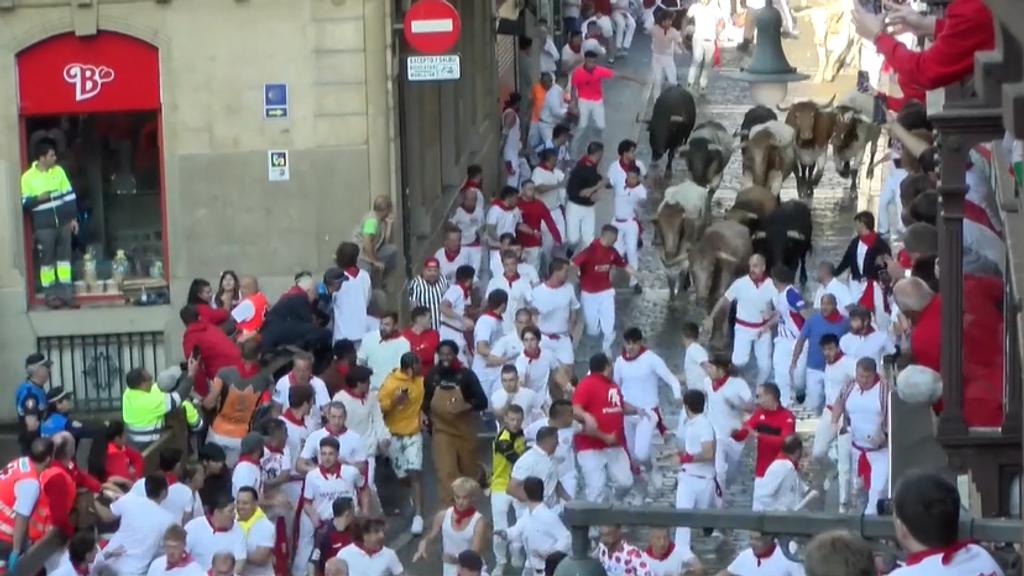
[
  {"left": 731, "top": 382, "right": 795, "bottom": 509},
  {"left": 516, "top": 180, "right": 563, "bottom": 271},
  {"left": 42, "top": 432, "right": 120, "bottom": 541},
  {"left": 181, "top": 305, "right": 242, "bottom": 397}
]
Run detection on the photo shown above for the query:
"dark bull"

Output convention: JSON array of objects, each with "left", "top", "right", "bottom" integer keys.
[{"left": 638, "top": 84, "right": 696, "bottom": 176}]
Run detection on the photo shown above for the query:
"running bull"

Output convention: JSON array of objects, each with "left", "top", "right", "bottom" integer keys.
[
  {"left": 639, "top": 84, "right": 697, "bottom": 176},
  {"left": 690, "top": 219, "right": 754, "bottom": 346},
  {"left": 750, "top": 199, "right": 814, "bottom": 285},
  {"left": 779, "top": 97, "right": 836, "bottom": 199},
  {"left": 735, "top": 105, "right": 778, "bottom": 143},
  {"left": 653, "top": 180, "right": 709, "bottom": 301},
  {"left": 830, "top": 89, "right": 882, "bottom": 196},
  {"left": 740, "top": 120, "right": 796, "bottom": 198}
]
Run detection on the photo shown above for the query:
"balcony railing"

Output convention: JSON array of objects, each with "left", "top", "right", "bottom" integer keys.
[{"left": 37, "top": 331, "right": 166, "bottom": 411}]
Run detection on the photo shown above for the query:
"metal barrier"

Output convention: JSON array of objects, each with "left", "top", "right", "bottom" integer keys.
[{"left": 553, "top": 502, "right": 1024, "bottom": 576}]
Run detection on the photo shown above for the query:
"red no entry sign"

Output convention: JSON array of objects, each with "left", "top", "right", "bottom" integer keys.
[{"left": 403, "top": 0, "right": 462, "bottom": 55}]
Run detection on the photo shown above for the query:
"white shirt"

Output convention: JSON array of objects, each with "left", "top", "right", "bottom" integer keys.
[
  {"left": 813, "top": 277, "right": 854, "bottom": 313},
  {"left": 146, "top": 555, "right": 206, "bottom": 576},
  {"left": 303, "top": 465, "right": 364, "bottom": 519},
  {"left": 514, "top": 349, "right": 559, "bottom": 401},
  {"left": 487, "top": 204, "right": 522, "bottom": 239},
  {"left": 491, "top": 332, "right": 525, "bottom": 361},
  {"left": 643, "top": 544, "right": 698, "bottom": 576},
  {"left": 726, "top": 545, "right": 805, "bottom": 575},
  {"left": 434, "top": 247, "right": 471, "bottom": 284},
  {"left": 524, "top": 418, "right": 579, "bottom": 477},
  {"left": 510, "top": 446, "right": 561, "bottom": 508},
  {"left": 184, "top": 516, "right": 247, "bottom": 569},
  {"left": 539, "top": 84, "right": 568, "bottom": 125},
  {"left": 332, "top": 388, "right": 391, "bottom": 459},
  {"left": 613, "top": 349, "right": 681, "bottom": 410},
  {"left": 450, "top": 204, "right": 485, "bottom": 247},
  {"left": 129, "top": 478, "right": 204, "bottom": 525},
  {"left": 823, "top": 355, "right": 858, "bottom": 408},
  {"left": 232, "top": 460, "right": 263, "bottom": 497},
  {"left": 775, "top": 285, "right": 806, "bottom": 340},
  {"left": 491, "top": 386, "right": 545, "bottom": 427},
  {"left": 530, "top": 165, "right": 566, "bottom": 210},
  {"left": 613, "top": 182, "right": 648, "bottom": 221},
  {"left": 279, "top": 413, "right": 314, "bottom": 482},
  {"left": 441, "top": 284, "right": 470, "bottom": 330},
  {"left": 471, "top": 313, "right": 506, "bottom": 392},
  {"left": 539, "top": 36, "right": 560, "bottom": 74},
  {"left": 845, "top": 382, "right": 884, "bottom": 447},
  {"left": 683, "top": 343, "right": 710, "bottom": 393},
  {"left": 840, "top": 330, "right": 895, "bottom": 367},
  {"left": 300, "top": 427, "right": 368, "bottom": 469},
  {"left": 650, "top": 24, "right": 682, "bottom": 56},
  {"left": 332, "top": 269, "right": 373, "bottom": 342},
  {"left": 506, "top": 504, "right": 571, "bottom": 570},
  {"left": 607, "top": 158, "right": 648, "bottom": 196},
  {"left": 260, "top": 446, "right": 292, "bottom": 486},
  {"left": 688, "top": 2, "right": 725, "bottom": 40},
  {"left": 532, "top": 283, "right": 579, "bottom": 336},
  {"left": 240, "top": 515, "right": 276, "bottom": 576},
  {"left": 560, "top": 41, "right": 605, "bottom": 72},
  {"left": 706, "top": 377, "right": 753, "bottom": 438},
  {"left": 104, "top": 494, "right": 177, "bottom": 576},
  {"left": 335, "top": 544, "right": 405, "bottom": 576},
  {"left": 752, "top": 458, "right": 806, "bottom": 511},
  {"left": 486, "top": 274, "right": 534, "bottom": 334},
  {"left": 889, "top": 544, "right": 1003, "bottom": 576},
  {"left": 725, "top": 276, "right": 776, "bottom": 327},
  {"left": 676, "top": 413, "right": 716, "bottom": 477},
  {"left": 272, "top": 376, "right": 331, "bottom": 430},
  {"left": 356, "top": 331, "right": 412, "bottom": 391}
]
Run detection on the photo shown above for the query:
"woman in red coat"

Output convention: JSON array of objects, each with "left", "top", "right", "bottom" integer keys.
[
  {"left": 87, "top": 420, "right": 145, "bottom": 486},
  {"left": 187, "top": 278, "right": 231, "bottom": 327}
]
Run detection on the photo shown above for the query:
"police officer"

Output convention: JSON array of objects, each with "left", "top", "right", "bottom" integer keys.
[
  {"left": 15, "top": 353, "right": 50, "bottom": 455},
  {"left": 40, "top": 387, "right": 88, "bottom": 439}
]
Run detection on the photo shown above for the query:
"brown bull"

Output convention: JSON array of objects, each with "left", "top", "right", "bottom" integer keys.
[
  {"left": 780, "top": 97, "right": 835, "bottom": 198},
  {"left": 689, "top": 220, "right": 753, "bottom": 347},
  {"left": 740, "top": 122, "right": 794, "bottom": 197},
  {"left": 653, "top": 199, "right": 703, "bottom": 301},
  {"left": 725, "top": 185, "right": 777, "bottom": 236}
]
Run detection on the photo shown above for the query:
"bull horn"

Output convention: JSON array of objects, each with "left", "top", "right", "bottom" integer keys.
[
  {"left": 786, "top": 230, "right": 805, "bottom": 240},
  {"left": 820, "top": 94, "right": 836, "bottom": 109},
  {"left": 670, "top": 115, "right": 685, "bottom": 122},
  {"left": 716, "top": 251, "right": 740, "bottom": 263},
  {"left": 752, "top": 231, "right": 767, "bottom": 240},
  {"left": 776, "top": 103, "right": 792, "bottom": 112}
]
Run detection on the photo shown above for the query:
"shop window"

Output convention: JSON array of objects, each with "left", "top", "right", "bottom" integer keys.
[{"left": 22, "top": 113, "right": 168, "bottom": 304}]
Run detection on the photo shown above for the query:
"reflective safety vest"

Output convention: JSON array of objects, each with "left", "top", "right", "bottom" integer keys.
[
  {"left": 236, "top": 293, "right": 269, "bottom": 335},
  {"left": 210, "top": 385, "right": 261, "bottom": 440},
  {"left": 0, "top": 458, "right": 49, "bottom": 544},
  {"left": 122, "top": 387, "right": 203, "bottom": 444}
]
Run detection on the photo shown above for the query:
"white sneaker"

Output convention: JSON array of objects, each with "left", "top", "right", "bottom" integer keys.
[
  {"left": 410, "top": 515, "right": 424, "bottom": 535},
  {"left": 649, "top": 470, "right": 664, "bottom": 491}
]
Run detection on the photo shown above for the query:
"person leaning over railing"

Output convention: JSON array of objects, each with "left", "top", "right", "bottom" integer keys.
[{"left": 121, "top": 357, "right": 202, "bottom": 450}]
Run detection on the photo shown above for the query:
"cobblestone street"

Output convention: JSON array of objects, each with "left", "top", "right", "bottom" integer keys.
[{"left": 398, "top": 13, "right": 881, "bottom": 574}]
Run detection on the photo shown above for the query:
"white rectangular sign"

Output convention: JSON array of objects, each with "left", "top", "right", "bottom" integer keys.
[{"left": 406, "top": 54, "right": 461, "bottom": 82}]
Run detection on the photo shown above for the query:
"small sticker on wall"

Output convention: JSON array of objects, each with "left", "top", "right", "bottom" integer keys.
[{"left": 268, "top": 150, "right": 290, "bottom": 182}]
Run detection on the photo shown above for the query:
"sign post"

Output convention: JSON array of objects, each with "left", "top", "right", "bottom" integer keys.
[{"left": 402, "top": 0, "right": 462, "bottom": 83}]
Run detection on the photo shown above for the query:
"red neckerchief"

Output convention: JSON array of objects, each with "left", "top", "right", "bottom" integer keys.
[
  {"left": 264, "top": 444, "right": 284, "bottom": 455},
  {"left": 822, "top": 310, "right": 844, "bottom": 323},
  {"left": 458, "top": 283, "right": 471, "bottom": 299},
  {"left": 897, "top": 249, "right": 913, "bottom": 268},
  {"left": 826, "top": 353, "right": 844, "bottom": 365},
  {"left": 753, "top": 542, "right": 777, "bottom": 566},
  {"left": 858, "top": 376, "right": 881, "bottom": 394},
  {"left": 237, "top": 455, "right": 261, "bottom": 468},
  {"left": 523, "top": 348, "right": 541, "bottom": 363},
  {"left": 448, "top": 359, "right": 464, "bottom": 370},
  {"left": 165, "top": 472, "right": 178, "bottom": 485},
  {"left": 710, "top": 375, "right": 728, "bottom": 392},
  {"left": 578, "top": 155, "right": 598, "bottom": 167},
  {"left": 325, "top": 425, "right": 348, "bottom": 437},
  {"left": 749, "top": 274, "right": 766, "bottom": 288},
  {"left": 355, "top": 543, "right": 384, "bottom": 556},
  {"left": 483, "top": 310, "right": 503, "bottom": 321},
  {"left": 73, "top": 564, "right": 89, "bottom": 576},
  {"left": 905, "top": 540, "right": 977, "bottom": 566},
  {"left": 239, "top": 362, "right": 260, "bottom": 379},
  {"left": 319, "top": 463, "right": 342, "bottom": 477},
  {"left": 504, "top": 273, "right": 521, "bottom": 288},
  {"left": 452, "top": 506, "right": 477, "bottom": 524},
  {"left": 166, "top": 553, "right": 195, "bottom": 570},
  {"left": 492, "top": 199, "right": 513, "bottom": 212},
  {"left": 775, "top": 452, "right": 800, "bottom": 467},
  {"left": 206, "top": 516, "right": 233, "bottom": 533},
  {"left": 569, "top": 43, "right": 581, "bottom": 53},
  {"left": 336, "top": 361, "right": 350, "bottom": 378},
  {"left": 288, "top": 372, "right": 308, "bottom": 387},
  {"left": 343, "top": 267, "right": 359, "bottom": 279},
  {"left": 621, "top": 347, "right": 647, "bottom": 362},
  {"left": 443, "top": 247, "right": 461, "bottom": 262},
  {"left": 460, "top": 179, "right": 481, "bottom": 194},
  {"left": 619, "top": 158, "right": 636, "bottom": 173},
  {"left": 280, "top": 409, "right": 305, "bottom": 426},
  {"left": 645, "top": 543, "right": 675, "bottom": 561},
  {"left": 859, "top": 232, "right": 879, "bottom": 248},
  {"left": 346, "top": 387, "right": 367, "bottom": 403}
]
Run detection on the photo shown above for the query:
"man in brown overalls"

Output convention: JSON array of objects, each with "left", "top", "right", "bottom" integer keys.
[{"left": 421, "top": 341, "right": 489, "bottom": 504}]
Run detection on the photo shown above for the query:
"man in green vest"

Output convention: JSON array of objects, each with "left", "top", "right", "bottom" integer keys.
[
  {"left": 121, "top": 356, "right": 203, "bottom": 450},
  {"left": 353, "top": 195, "right": 397, "bottom": 280}
]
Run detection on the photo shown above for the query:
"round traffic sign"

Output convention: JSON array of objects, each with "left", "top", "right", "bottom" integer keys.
[{"left": 403, "top": 0, "right": 462, "bottom": 56}]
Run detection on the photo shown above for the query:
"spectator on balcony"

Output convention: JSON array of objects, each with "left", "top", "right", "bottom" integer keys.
[
  {"left": 892, "top": 277, "right": 1004, "bottom": 428},
  {"left": 852, "top": 0, "right": 995, "bottom": 100},
  {"left": 901, "top": 191, "right": 1005, "bottom": 277}
]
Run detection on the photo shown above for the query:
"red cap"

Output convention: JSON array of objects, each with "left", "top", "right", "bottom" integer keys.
[{"left": 424, "top": 258, "right": 440, "bottom": 268}]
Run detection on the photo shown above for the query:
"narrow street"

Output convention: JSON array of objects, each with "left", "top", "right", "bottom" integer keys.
[{"left": 397, "top": 13, "right": 876, "bottom": 574}]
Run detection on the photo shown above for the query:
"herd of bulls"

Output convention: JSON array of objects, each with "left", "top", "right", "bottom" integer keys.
[{"left": 639, "top": 84, "right": 882, "bottom": 343}]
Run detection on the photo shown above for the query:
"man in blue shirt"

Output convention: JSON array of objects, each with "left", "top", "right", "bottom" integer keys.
[
  {"left": 40, "top": 387, "right": 89, "bottom": 439},
  {"left": 790, "top": 294, "right": 850, "bottom": 415},
  {"left": 15, "top": 353, "right": 50, "bottom": 455}
]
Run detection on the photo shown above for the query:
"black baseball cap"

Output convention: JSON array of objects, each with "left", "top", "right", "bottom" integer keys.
[
  {"left": 25, "top": 353, "right": 51, "bottom": 370},
  {"left": 323, "top": 267, "right": 347, "bottom": 284},
  {"left": 457, "top": 550, "right": 484, "bottom": 571},
  {"left": 46, "top": 387, "right": 70, "bottom": 404}
]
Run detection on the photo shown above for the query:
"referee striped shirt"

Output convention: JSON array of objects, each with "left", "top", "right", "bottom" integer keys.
[{"left": 407, "top": 275, "right": 449, "bottom": 329}]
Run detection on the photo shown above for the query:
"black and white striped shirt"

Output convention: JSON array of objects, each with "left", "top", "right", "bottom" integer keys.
[{"left": 407, "top": 275, "right": 450, "bottom": 329}]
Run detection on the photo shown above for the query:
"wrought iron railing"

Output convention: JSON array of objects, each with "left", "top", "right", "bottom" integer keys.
[{"left": 37, "top": 331, "right": 166, "bottom": 411}]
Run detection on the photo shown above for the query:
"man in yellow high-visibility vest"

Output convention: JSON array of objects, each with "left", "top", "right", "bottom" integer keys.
[
  {"left": 122, "top": 357, "right": 204, "bottom": 451},
  {"left": 21, "top": 139, "right": 78, "bottom": 308}
]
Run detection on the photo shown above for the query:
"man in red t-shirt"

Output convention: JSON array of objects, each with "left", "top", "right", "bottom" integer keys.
[
  {"left": 403, "top": 306, "right": 440, "bottom": 373},
  {"left": 572, "top": 353, "right": 646, "bottom": 503},
  {"left": 572, "top": 225, "right": 639, "bottom": 356}
]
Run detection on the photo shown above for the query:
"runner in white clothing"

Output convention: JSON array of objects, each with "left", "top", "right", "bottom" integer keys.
[
  {"left": 531, "top": 259, "right": 580, "bottom": 383},
  {"left": 680, "top": 323, "right": 711, "bottom": 393},
  {"left": 611, "top": 166, "right": 647, "bottom": 290},
  {"left": 839, "top": 306, "right": 896, "bottom": 366},
  {"left": 501, "top": 95, "right": 525, "bottom": 187},
  {"left": 439, "top": 266, "right": 476, "bottom": 363},
  {"left": 703, "top": 356, "right": 754, "bottom": 501},
  {"left": 514, "top": 325, "right": 568, "bottom": 403},
  {"left": 673, "top": 389, "right": 717, "bottom": 552},
  {"left": 650, "top": 10, "right": 684, "bottom": 95},
  {"left": 704, "top": 254, "right": 776, "bottom": 386},
  {"left": 610, "top": 0, "right": 636, "bottom": 56},
  {"left": 766, "top": 266, "right": 810, "bottom": 406},
  {"left": 751, "top": 434, "right": 812, "bottom": 512},
  {"left": 560, "top": 30, "right": 606, "bottom": 72},
  {"left": 686, "top": 0, "right": 725, "bottom": 93},
  {"left": 485, "top": 251, "right": 534, "bottom": 335},
  {"left": 829, "top": 357, "right": 890, "bottom": 515},
  {"left": 813, "top": 333, "right": 856, "bottom": 512}
]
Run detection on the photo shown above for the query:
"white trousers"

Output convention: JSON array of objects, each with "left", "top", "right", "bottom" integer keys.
[
  {"left": 565, "top": 202, "right": 596, "bottom": 247},
  {"left": 714, "top": 436, "right": 744, "bottom": 493},
  {"left": 731, "top": 325, "right": 772, "bottom": 386},
  {"left": 491, "top": 491, "right": 524, "bottom": 566},
  {"left": 687, "top": 39, "right": 716, "bottom": 89},
  {"left": 612, "top": 218, "right": 640, "bottom": 287},
  {"left": 611, "top": 11, "right": 637, "bottom": 49},
  {"left": 293, "top": 513, "right": 319, "bottom": 576},
  {"left": 206, "top": 431, "right": 242, "bottom": 467},
  {"left": 581, "top": 288, "right": 616, "bottom": 354},
  {"left": 577, "top": 99, "right": 606, "bottom": 133},
  {"left": 673, "top": 471, "right": 717, "bottom": 551},
  {"left": 878, "top": 165, "right": 907, "bottom": 237},
  {"left": 805, "top": 368, "right": 826, "bottom": 415},
  {"left": 578, "top": 447, "right": 634, "bottom": 502},
  {"left": 439, "top": 325, "right": 469, "bottom": 363},
  {"left": 776, "top": 0, "right": 795, "bottom": 31},
  {"left": 464, "top": 245, "right": 484, "bottom": 276},
  {"left": 812, "top": 407, "right": 852, "bottom": 507},
  {"left": 560, "top": 466, "right": 578, "bottom": 499},
  {"left": 651, "top": 53, "right": 678, "bottom": 95},
  {"left": 541, "top": 207, "right": 567, "bottom": 260},
  {"left": 540, "top": 333, "right": 575, "bottom": 366},
  {"left": 851, "top": 444, "right": 889, "bottom": 515},
  {"left": 522, "top": 246, "right": 541, "bottom": 271},
  {"left": 772, "top": 337, "right": 806, "bottom": 407},
  {"left": 624, "top": 413, "right": 659, "bottom": 467}
]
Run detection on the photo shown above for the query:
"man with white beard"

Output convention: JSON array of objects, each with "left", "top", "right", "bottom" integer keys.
[
  {"left": 672, "top": 389, "right": 716, "bottom": 553},
  {"left": 614, "top": 327, "right": 682, "bottom": 492},
  {"left": 814, "top": 333, "right": 855, "bottom": 513}
]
